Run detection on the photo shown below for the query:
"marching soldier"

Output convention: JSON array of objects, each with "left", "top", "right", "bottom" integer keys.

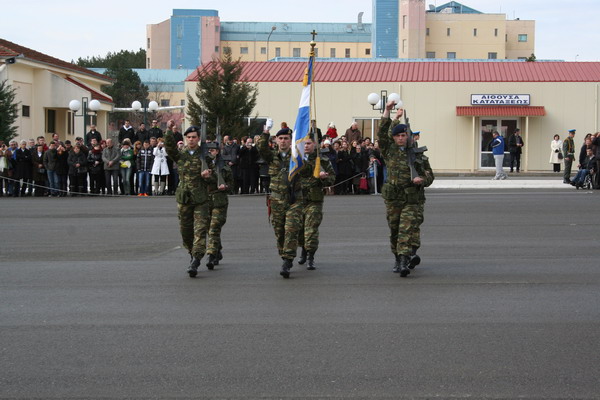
[
  {"left": 205, "top": 142, "right": 233, "bottom": 270},
  {"left": 165, "top": 123, "right": 212, "bottom": 278},
  {"left": 379, "top": 100, "right": 434, "bottom": 278},
  {"left": 257, "top": 126, "right": 305, "bottom": 279},
  {"left": 297, "top": 135, "right": 336, "bottom": 270}
]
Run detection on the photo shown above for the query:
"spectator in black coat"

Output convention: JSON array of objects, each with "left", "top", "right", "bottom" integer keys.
[
  {"left": 13, "top": 140, "right": 33, "bottom": 196},
  {"left": 238, "top": 137, "right": 259, "bottom": 194}
]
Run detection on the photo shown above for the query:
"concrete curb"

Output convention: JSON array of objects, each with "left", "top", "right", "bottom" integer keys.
[{"left": 430, "top": 180, "right": 572, "bottom": 189}]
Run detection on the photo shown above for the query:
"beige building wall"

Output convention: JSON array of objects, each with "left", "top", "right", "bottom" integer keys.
[
  {"left": 147, "top": 19, "right": 171, "bottom": 69},
  {"left": 2, "top": 59, "right": 112, "bottom": 143},
  {"left": 186, "top": 78, "right": 600, "bottom": 172},
  {"left": 399, "top": 0, "right": 426, "bottom": 59},
  {"left": 426, "top": 13, "right": 507, "bottom": 59},
  {"left": 505, "top": 20, "right": 535, "bottom": 59},
  {"left": 220, "top": 40, "right": 372, "bottom": 61},
  {"left": 201, "top": 17, "right": 221, "bottom": 64}
]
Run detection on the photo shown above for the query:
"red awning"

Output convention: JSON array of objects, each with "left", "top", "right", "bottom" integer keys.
[{"left": 456, "top": 106, "right": 546, "bottom": 117}]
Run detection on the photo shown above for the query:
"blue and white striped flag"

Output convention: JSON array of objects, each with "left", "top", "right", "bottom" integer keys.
[{"left": 289, "top": 54, "right": 314, "bottom": 178}]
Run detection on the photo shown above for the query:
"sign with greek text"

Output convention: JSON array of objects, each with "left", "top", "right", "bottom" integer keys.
[{"left": 471, "top": 94, "right": 530, "bottom": 105}]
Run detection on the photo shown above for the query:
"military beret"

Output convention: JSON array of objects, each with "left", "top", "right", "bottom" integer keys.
[
  {"left": 184, "top": 126, "right": 200, "bottom": 135},
  {"left": 568, "top": 129, "right": 576, "bottom": 133},
  {"left": 412, "top": 131, "right": 421, "bottom": 136},
  {"left": 392, "top": 124, "right": 408, "bottom": 136},
  {"left": 276, "top": 128, "right": 291, "bottom": 137}
]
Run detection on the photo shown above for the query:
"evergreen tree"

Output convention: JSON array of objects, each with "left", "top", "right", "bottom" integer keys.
[
  {"left": 0, "top": 80, "right": 18, "bottom": 144},
  {"left": 74, "top": 49, "right": 146, "bottom": 69},
  {"left": 187, "top": 50, "right": 258, "bottom": 139}
]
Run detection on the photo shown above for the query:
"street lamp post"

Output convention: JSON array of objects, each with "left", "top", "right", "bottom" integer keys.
[
  {"left": 69, "top": 97, "right": 101, "bottom": 137},
  {"left": 131, "top": 100, "right": 159, "bottom": 125},
  {"left": 266, "top": 26, "right": 277, "bottom": 60},
  {"left": 367, "top": 90, "right": 402, "bottom": 113}
]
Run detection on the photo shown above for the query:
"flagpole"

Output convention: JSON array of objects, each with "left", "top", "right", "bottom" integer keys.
[{"left": 308, "top": 31, "right": 321, "bottom": 179}]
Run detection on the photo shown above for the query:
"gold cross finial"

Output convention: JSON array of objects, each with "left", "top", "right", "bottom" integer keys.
[{"left": 310, "top": 30, "right": 318, "bottom": 41}]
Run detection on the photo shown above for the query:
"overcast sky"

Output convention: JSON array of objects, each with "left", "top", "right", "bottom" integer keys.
[{"left": 2, "top": 0, "right": 598, "bottom": 62}]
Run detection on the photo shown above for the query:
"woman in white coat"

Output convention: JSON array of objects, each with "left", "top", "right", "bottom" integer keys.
[
  {"left": 549, "top": 134, "right": 563, "bottom": 172},
  {"left": 151, "top": 138, "right": 170, "bottom": 195}
]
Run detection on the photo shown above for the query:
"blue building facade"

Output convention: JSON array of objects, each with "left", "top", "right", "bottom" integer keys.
[
  {"left": 170, "top": 9, "right": 218, "bottom": 69},
  {"left": 372, "top": 0, "right": 399, "bottom": 58}
]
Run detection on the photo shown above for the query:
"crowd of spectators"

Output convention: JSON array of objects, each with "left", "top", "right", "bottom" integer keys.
[
  {"left": 0, "top": 120, "right": 387, "bottom": 197},
  {"left": 566, "top": 132, "right": 600, "bottom": 189}
]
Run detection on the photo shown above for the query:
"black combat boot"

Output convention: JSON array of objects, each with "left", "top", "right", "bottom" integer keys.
[
  {"left": 214, "top": 249, "right": 223, "bottom": 266},
  {"left": 206, "top": 254, "right": 216, "bottom": 270},
  {"left": 280, "top": 259, "right": 293, "bottom": 279},
  {"left": 187, "top": 256, "right": 201, "bottom": 278},
  {"left": 408, "top": 246, "right": 421, "bottom": 270},
  {"left": 393, "top": 254, "right": 401, "bottom": 273},
  {"left": 398, "top": 255, "right": 410, "bottom": 278},
  {"left": 298, "top": 248, "right": 307, "bottom": 265},
  {"left": 307, "top": 252, "right": 316, "bottom": 270}
]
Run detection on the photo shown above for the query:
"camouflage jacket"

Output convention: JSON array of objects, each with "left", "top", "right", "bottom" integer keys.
[
  {"left": 165, "top": 132, "right": 210, "bottom": 205},
  {"left": 205, "top": 155, "right": 234, "bottom": 208},
  {"left": 378, "top": 117, "right": 434, "bottom": 202},
  {"left": 298, "top": 151, "right": 336, "bottom": 203},
  {"left": 257, "top": 132, "right": 304, "bottom": 202}
]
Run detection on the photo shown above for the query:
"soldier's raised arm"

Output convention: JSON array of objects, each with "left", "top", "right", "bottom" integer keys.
[
  {"left": 164, "top": 120, "right": 180, "bottom": 163},
  {"left": 257, "top": 127, "right": 274, "bottom": 162},
  {"left": 377, "top": 100, "right": 396, "bottom": 152}
]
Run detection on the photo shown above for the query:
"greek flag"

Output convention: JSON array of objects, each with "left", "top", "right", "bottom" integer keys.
[{"left": 289, "top": 54, "right": 314, "bottom": 178}]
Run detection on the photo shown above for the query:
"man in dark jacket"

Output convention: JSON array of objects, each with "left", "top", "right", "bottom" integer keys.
[
  {"left": 221, "top": 135, "right": 240, "bottom": 194},
  {"left": 118, "top": 120, "right": 137, "bottom": 144},
  {"left": 31, "top": 144, "right": 47, "bottom": 197},
  {"left": 85, "top": 125, "right": 102, "bottom": 147},
  {"left": 67, "top": 144, "right": 88, "bottom": 195},
  {"left": 13, "top": 140, "right": 32, "bottom": 197},
  {"left": 43, "top": 141, "right": 59, "bottom": 196},
  {"left": 136, "top": 123, "right": 151, "bottom": 144},
  {"left": 508, "top": 128, "right": 524, "bottom": 173},
  {"left": 149, "top": 119, "right": 163, "bottom": 139}
]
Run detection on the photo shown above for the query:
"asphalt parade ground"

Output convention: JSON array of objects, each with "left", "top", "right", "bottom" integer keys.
[{"left": 1, "top": 189, "right": 599, "bottom": 399}]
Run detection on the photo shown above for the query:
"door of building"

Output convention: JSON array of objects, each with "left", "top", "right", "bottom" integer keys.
[{"left": 479, "top": 118, "right": 518, "bottom": 169}]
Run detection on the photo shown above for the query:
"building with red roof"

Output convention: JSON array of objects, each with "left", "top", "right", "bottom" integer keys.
[
  {"left": 0, "top": 38, "right": 113, "bottom": 142},
  {"left": 186, "top": 59, "right": 600, "bottom": 172}
]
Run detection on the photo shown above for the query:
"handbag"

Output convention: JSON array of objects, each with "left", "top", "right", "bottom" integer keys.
[
  {"left": 359, "top": 176, "right": 368, "bottom": 191},
  {"left": 558, "top": 151, "right": 563, "bottom": 160}
]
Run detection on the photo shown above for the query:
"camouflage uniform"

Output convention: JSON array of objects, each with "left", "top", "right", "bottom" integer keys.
[
  {"left": 257, "top": 132, "right": 305, "bottom": 261},
  {"left": 206, "top": 156, "right": 233, "bottom": 256},
  {"left": 298, "top": 152, "right": 336, "bottom": 255},
  {"left": 165, "top": 132, "right": 211, "bottom": 259},
  {"left": 390, "top": 121, "right": 435, "bottom": 252},
  {"left": 379, "top": 117, "right": 434, "bottom": 257}
]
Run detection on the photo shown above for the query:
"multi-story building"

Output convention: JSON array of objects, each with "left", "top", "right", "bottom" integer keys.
[
  {"left": 147, "top": 1, "right": 535, "bottom": 69},
  {"left": 372, "top": 0, "right": 535, "bottom": 60}
]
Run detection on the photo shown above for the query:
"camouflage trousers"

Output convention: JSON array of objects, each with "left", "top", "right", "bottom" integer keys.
[
  {"left": 207, "top": 205, "right": 228, "bottom": 255},
  {"left": 411, "top": 201, "right": 425, "bottom": 250},
  {"left": 177, "top": 202, "right": 210, "bottom": 259},
  {"left": 384, "top": 200, "right": 419, "bottom": 256},
  {"left": 298, "top": 201, "right": 323, "bottom": 254},
  {"left": 270, "top": 198, "right": 303, "bottom": 260}
]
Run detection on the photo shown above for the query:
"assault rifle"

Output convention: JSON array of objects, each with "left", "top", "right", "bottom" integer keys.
[
  {"left": 402, "top": 109, "right": 428, "bottom": 181},
  {"left": 214, "top": 121, "right": 226, "bottom": 187},
  {"left": 199, "top": 113, "right": 209, "bottom": 172}
]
